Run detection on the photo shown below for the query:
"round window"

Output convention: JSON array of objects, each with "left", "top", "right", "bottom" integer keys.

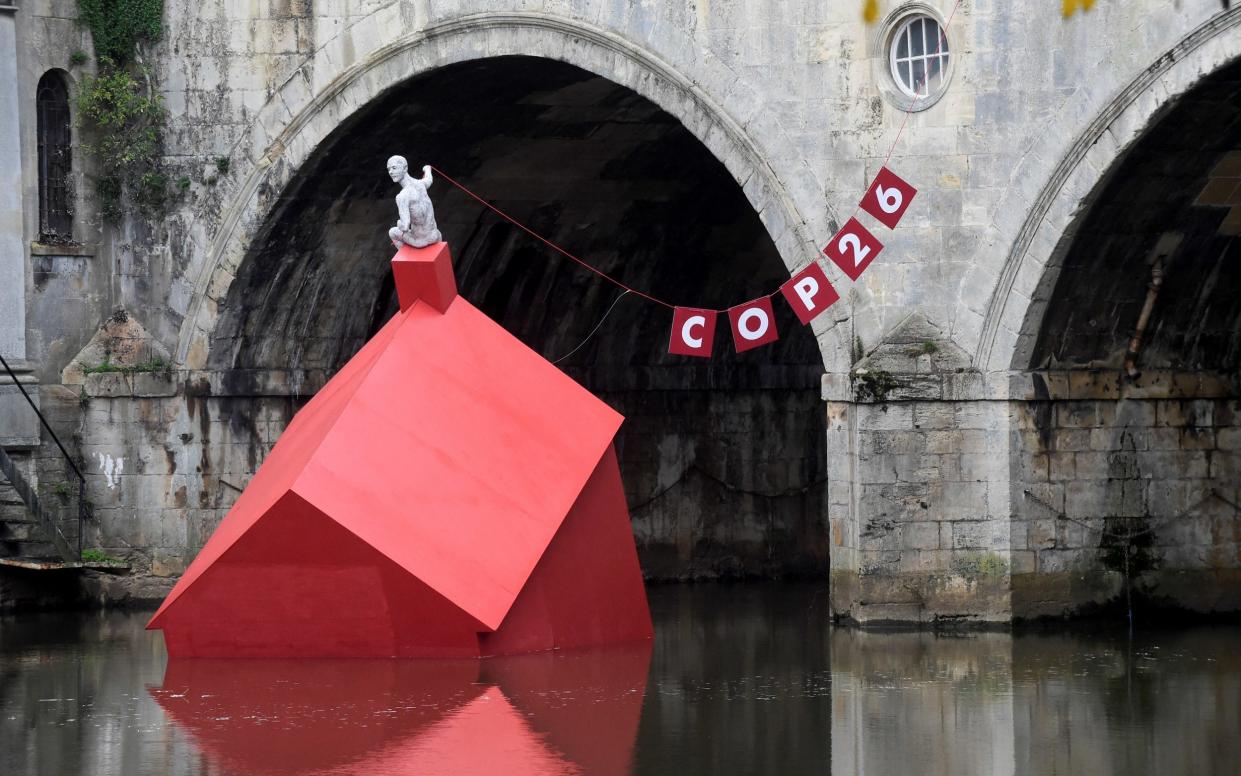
[{"left": 888, "top": 14, "right": 950, "bottom": 100}]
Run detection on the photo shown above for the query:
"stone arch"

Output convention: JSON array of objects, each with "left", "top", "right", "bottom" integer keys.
[
  {"left": 968, "top": 7, "right": 1241, "bottom": 372},
  {"left": 173, "top": 11, "right": 828, "bottom": 369},
  {"left": 187, "top": 49, "right": 832, "bottom": 580}
]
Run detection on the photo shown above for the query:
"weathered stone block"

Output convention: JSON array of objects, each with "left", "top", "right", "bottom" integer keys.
[
  {"left": 1009, "top": 550, "right": 1036, "bottom": 575},
  {"left": 1027, "top": 519, "right": 1058, "bottom": 550},
  {"left": 0, "top": 385, "right": 41, "bottom": 447},
  {"left": 1217, "top": 427, "right": 1241, "bottom": 450},
  {"left": 1037, "top": 548, "right": 1089, "bottom": 574},
  {"left": 85, "top": 373, "right": 132, "bottom": 398},
  {"left": 1180, "top": 428, "right": 1217, "bottom": 450},
  {"left": 132, "top": 372, "right": 178, "bottom": 398},
  {"left": 1052, "top": 428, "right": 1090, "bottom": 451},
  {"left": 1045, "top": 451, "right": 1075, "bottom": 480},
  {"left": 901, "top": 521, "right": 941, "bottom": 551}
]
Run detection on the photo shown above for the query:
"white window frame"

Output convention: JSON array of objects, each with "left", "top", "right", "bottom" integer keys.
[{"left": 888, "top": 14, "right": 951, "bottom": 100}]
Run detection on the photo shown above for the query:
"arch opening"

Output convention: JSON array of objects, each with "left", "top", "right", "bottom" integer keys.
[
  {"left": 210, "top": 56, "right": 829, "bottom": 580},
  {"left": 1009, "top": 57, "right": 1241, "bottom": 616}
]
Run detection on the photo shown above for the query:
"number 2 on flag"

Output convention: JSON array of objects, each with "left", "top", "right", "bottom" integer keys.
[
  {"left": 861, "top": 166, "right": 917, "bottom": 229},
  {"left": 824, "top": 218, "right": 883, "bottom": 281}
]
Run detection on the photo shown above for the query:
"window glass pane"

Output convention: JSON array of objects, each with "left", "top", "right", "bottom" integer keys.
[
  {"left": 896, "top": 27, "right": 908, "bottom": 59},
  {"left": 898, "top": 60, "right": 911, "bottom": 91},
  {"left": 924, "top": 18, "right": 936, "bottom": 59},
  {"left": 933, "top": 27, "right": 948, "bottom": 56},
  {"left": 928, "top": 55, "right": 943, "bottom": 80},
  {"left": 36, "top": 71, "right": 72, "bottom": 242},
  {"left": 910, "top": 20, "right": 925, "bottom": 56},
  {"left": 911, "top": 60, "right": 926, "bottom": 94}
]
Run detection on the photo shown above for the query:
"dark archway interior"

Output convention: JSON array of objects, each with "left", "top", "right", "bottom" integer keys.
[
  {"left": 1028, "top": 58, "right": 1241, "bottom": 369},
  {"left": 211, "top": 56, "right": 829, "bottom": 579},
  {"left": 1009, "top": 58, "right": 1241, "bottom": 615}
]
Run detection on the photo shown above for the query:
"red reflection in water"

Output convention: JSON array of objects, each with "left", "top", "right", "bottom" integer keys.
[{"left": 150, "top": 644, "right": 651, "bottom": 776}]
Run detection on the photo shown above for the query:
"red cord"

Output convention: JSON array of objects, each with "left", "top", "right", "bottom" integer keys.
[{"left": 429, "top": 0, "right": 962, "bottom": 313}]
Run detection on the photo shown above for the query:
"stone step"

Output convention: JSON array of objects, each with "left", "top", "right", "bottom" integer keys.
[
  {"left": 0, "top": 523, "right": 41, "bottom": 541},
  {"left": 0, "top": 540, "right": 62, "bottom": 559}
]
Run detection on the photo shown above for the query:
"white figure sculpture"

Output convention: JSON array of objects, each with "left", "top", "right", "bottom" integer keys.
[{"left": 386, "top": 155, "right": 442, "bottom": 248}]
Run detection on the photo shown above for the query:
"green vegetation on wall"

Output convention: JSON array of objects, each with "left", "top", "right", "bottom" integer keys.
[
  {"left": 77, "top": 0, "right": 163, "bottom": 66},
  {"left": 76, "top": 1, "right": 170, "bottom": 222}
]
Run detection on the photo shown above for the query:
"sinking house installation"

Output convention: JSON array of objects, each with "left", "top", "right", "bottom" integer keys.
[{"left": 148, "top": 243, "right": 653, "bottom": 657}]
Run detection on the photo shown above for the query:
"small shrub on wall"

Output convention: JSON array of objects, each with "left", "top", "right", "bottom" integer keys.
[{"left": 75, "top": 0, "right": 171, "bottom": 222}]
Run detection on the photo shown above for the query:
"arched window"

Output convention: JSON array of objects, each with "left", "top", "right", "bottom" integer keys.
[{"left": 36, "top": 71, "right": 73, "bottom": 243}]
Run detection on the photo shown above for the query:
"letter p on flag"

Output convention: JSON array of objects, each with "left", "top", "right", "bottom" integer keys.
[
  {"left": 668, "top": 307, "right": 717, "bottom": 357},
  {"left": 780, "top": 262, "right": 840, "bottom": 325}
]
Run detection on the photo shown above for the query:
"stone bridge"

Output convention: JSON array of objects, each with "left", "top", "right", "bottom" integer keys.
[{"left": 3, "top": 0, "right": 1241, "bottom": 621}]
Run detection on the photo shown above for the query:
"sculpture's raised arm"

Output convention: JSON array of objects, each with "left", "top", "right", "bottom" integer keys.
[{"left": 420, "top": 165, "right": 434, "bottom": 189}]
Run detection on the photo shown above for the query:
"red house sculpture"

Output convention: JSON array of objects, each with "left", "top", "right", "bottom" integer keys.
[{"left": 148, "top": 243, "right": 653, "bottom": 658}]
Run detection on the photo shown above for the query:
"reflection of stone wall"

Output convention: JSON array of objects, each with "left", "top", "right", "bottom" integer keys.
[
  {"left": 1010, "top": 371, "right": 1241, "bottom": 617},
  {"left": 636, "top": 584, "right": 833, "bottom": 773},
  {"left": 0, "top": 612, "right": 205, "bottom": 774},
  {"left": 831, "top": 627, "right": 1241, "bottom": 776},
  {"left": 1011, "top": 630, "right": 1241, "bottom": 776},
  {"left": 831, "top": 630, "right": 1016, "bottom": 776}
]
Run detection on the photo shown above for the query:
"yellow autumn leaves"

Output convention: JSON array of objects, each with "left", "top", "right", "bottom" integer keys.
[{"left": 1062, "top": 0, "right": 1098, "bottom": 17}]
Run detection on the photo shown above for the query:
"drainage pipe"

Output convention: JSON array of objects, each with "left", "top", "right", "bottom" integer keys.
[{"left": 1123, "top": 258, "right": 1164, "bottom": 379}]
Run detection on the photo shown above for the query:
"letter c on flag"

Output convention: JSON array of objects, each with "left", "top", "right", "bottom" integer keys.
[
  {"left": 668, "top": 307, "right": 717, "bottom": 357},
  {"left": 682, "top": 315, "right": 706, "bottom": 348}
]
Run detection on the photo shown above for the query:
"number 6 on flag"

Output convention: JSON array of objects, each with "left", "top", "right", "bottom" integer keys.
[
  {"left": 861, "top": 166, "right": 917, "bottom": 229},
  {"left": 824, "top": 217, "right": 884, "bottom": 281}
]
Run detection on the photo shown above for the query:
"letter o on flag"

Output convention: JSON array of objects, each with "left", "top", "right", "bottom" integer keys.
[
  {"left": 668, "top": 307, "right": 717, "bottom": 357},
  {"left": 738, "top": 308, "right": 769, "bottom": 340},
  {"left": 727, "top": 296, "right": 780, "bottom": 353}
]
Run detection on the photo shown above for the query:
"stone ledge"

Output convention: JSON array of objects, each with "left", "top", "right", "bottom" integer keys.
[
  {"left": 822, "top": 371, "right": 1011, "bottom": 403},
  {"left": 30, "top": 242, "right": 97, "bottom": 257},
  {"left": 83, "top": 371, "right": 178, "bottom": 398},
  {"left": 1012, "top": 370, "right": 1241, "bottom": 401}
]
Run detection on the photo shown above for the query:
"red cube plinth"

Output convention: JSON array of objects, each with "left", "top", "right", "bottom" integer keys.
[{"left": 148, "top": 243, "right": 652, "bottom": 657}]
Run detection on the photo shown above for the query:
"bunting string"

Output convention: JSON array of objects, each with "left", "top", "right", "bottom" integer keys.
[{"left": 429, "top": 0, "right": 961, "bottom": 357}]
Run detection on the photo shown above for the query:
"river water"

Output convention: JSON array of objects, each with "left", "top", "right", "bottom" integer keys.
[{"left": 1, "top": 582, "right": 1238, "bottom": 775}]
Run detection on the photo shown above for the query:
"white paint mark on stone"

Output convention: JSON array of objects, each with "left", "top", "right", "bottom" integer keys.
[{"left": 97, "top": 453, "right": 124, "bottom": 490}]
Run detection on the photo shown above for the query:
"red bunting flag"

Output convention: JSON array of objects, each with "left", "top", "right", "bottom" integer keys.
[
  {"left": 727, "top": 296, "right": 779, "bottom": 353},
  {"left": 824, "top": 217, "right": 884, "bottom": 281},
  {"left": 861, "top": 166, "right": 917, "bottom": 229},
  {"left": 668, "top": 307, "right": 717, "bottom": 357},
  {"left": 780, "top": 262, "right": 840, "bottom": 325}
]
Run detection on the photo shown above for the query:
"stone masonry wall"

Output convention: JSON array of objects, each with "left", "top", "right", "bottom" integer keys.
[
  {"left": 608, "top": 389, "right": 829, "bottom": 580},
  {"left": 69, "top": 378, "right": 829, "bottom": 603},
  {"left": 1010, "top": 371, "right": 1241, "bottom": 617},
  {"left": 72, "top": 373, "right": 300, "bottom": 605},
  {"left": 827, "top": 314, "right": 1013, "bottom": 625}
]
